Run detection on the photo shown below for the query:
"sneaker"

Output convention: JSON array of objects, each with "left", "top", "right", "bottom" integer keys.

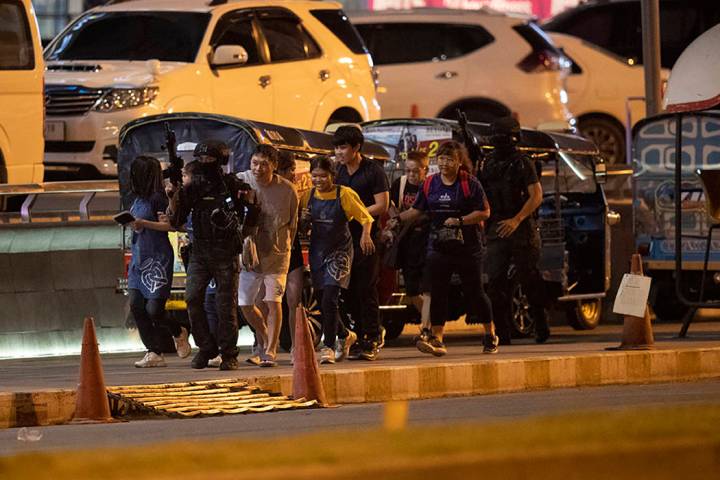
[
  {"left": 319, "top": 346, "right": 335, "bottom": 364},
  {"left": 219, "top": 356, "right": 239, "bottom": 371},
  {"left": 334, "top": 330, "right": 357, "bottom": 362},
  {"left": 173, "top": 326, "right": 191, "bottom": 359},
  {"left": 259, "top": 353, "right": 277, "bottom": 368},
  {"left": 417, "top": 336, "right": 446, "bottom": 357},
  {"left": 413, "top": 327, "right": 432, "bottom": 344},
  {"left": 377, "top": 326, "right": 386, "bottom": 349},
  {"left": 134, "top": 351, "right": 166, "bottom": 368},
  {"left": 430, "top": 337, "right": 447, "bottom": 356},
  {"left": 359, "top": 339, "right": 380, "bottom": 361},
  {"left": 191, "top": 350, "right": 214, "bottom": 369},
  {"left": 207, "top": 355, "right": 222, "bottom": 368},
  {"left": 348, "top": 341, "right": 363, "bottom": 360},
  {"left": 483, "top": 334, "right": 500, "bottom": 354}
]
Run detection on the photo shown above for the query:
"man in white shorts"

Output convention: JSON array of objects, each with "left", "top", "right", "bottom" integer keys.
[{"left": 237, "top": 144, "right": 298, "bottom": 367}]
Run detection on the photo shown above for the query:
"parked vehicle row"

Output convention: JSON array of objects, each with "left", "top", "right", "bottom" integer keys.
[{"left": 3, "top": 0, "right": 720, "bottom": 188}]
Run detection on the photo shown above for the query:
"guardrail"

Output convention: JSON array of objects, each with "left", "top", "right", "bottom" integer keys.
[{"left": 0, "top": 180, "right": 118, "bottom": 223}]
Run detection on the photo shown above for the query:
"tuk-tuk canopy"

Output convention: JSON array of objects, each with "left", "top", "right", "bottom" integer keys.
[
  {"left": 117, "top": 112, "right": 389, "bottom": 208},
  {"left": 360, "top": 118, "right": 599, "bottom": 161},
  {"left": 665, "top": 23, "right": 720, "bottom": 113}
]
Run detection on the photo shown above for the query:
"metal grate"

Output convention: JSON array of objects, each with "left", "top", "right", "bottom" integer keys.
[
  {"left": 107, "top": 379, "right": 320, "bottom": 418},
  {"left": 45, "top": 85, "right": 107, "bottom": 116},
  {"left": 46, "top": 64, "right": 102, "bottom": 72}
]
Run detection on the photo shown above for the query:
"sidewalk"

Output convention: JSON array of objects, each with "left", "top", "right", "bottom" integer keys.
[{"left": 1, "top": 322, "right": 719, "bottom": 428}]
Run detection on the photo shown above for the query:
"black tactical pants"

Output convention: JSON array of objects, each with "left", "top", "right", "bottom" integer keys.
[
  {"left": 185, "top": 243, "right": 239, "bottom": 359},
  {"left": 485, "top": 222, "right": 547, "bottom": 343}
]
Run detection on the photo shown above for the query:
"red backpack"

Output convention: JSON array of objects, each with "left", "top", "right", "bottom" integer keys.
[{"left": 422, "top": 170, "right": 471, "bottom": 198}]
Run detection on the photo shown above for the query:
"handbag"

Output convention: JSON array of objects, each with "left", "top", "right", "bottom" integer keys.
[{"left": 432, "top": 225, "right": 464, "bottom": 253}]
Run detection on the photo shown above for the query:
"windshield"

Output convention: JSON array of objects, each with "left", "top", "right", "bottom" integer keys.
[
  {"left": 45, "top": 11, "right": 211, "bottom": 62},
  {"left": 541, "top": 152, "right": 597, "bottom": 194}
]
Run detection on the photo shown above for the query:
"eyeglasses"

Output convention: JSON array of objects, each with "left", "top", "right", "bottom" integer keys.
[
  {"left": 404, "top": 167, "right": 422, "bottom": 174},
  {"left": 436, "top": 156, "right": 457, "bottom": 165}
]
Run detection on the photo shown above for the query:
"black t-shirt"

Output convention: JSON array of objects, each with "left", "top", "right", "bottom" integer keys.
[
  {"left": 336, "top": 157, "right": 389, "bottom": 241},
  {"left": 413, "top": 173, "right": 486, "bottom": 251},
  {"left": 483, "top": 150, "right": 539, "bottom": 223},
  {"left": 390, "top": 176, "right": 420, "bottom": 212}
]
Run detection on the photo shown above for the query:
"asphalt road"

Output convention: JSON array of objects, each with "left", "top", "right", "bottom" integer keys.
[{"left": 2, "top": 379, "right": 719, "bottom": 457}]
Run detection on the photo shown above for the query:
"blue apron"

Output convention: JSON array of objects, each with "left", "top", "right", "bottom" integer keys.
[
  {"left": 309, "top": 186, "right": 353, "bottom": 289},
  {"left": 127, "top": 196, "right": 174, "bottom": 299}
]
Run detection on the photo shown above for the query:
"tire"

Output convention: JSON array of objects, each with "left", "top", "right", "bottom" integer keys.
[
  {"left": 279, "top": 274, "right": 323, "bottom": 352},
  {"left": 381, "top": 310, "right": 406, "bottom": 341},
  {"left": 565, "top": 299, "right": 602, "bottom": 330},
  {"left": 578, "top": 116, "right": 625, "bottom": 165},
  {"left": 438, "top": 102, "right": 508, "bottom": 124},
  {"left": 510, "top": 279, "right": 536, "bottom": 338}
]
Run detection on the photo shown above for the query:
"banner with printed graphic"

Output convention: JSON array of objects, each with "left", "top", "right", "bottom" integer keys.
[{"left": 633, "top": 113, "right": 720, "bottom": 264}]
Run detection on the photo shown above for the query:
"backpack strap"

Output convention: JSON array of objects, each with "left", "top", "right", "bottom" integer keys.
[
  {"left": 398, "top": 175, "right": 407, "bottom": 207},
  {"left": 459, "top": 170, "right": 471, "bottom": 199},
  {"left": 422, "top": 173, "right": 436, "bottom": 197}
]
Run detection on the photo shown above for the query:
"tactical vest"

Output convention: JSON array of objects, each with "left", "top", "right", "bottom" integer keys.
[
  {"left": 191, "top": 175, "right": 239, "bottom": 246},
  {"left": 482, "top": 149, "right": 530, "bottom": 221}
]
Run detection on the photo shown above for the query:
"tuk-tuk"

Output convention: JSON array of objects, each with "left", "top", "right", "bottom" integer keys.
[
  {"left": 361, "top": 118, "right": 619, "bottom": 339},
  {"left": 632, "top": 23, "right": 720, "bottom": 332},
  {"left": 117, "top": 112, "right": 390, "bottom": 350}
]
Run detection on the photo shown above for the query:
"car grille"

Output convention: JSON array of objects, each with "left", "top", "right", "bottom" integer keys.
[
  {"left": 45, "top": 85, "right": 107, "bottom": 116},
  {"left": 45, "top": 141, "right": 95, "bottom": 153}
]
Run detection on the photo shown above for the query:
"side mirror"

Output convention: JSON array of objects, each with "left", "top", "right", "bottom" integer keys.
[
  {"left": 210, "top": 45, "right": 249, "bottom": 67},
  {"left": 594, "top": 160, "right": 607, "bottom": 185}
]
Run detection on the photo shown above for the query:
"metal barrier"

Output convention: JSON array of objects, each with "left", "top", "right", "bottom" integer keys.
[{"left": 0, "top": 180, "right": 119, "bottom": 223}]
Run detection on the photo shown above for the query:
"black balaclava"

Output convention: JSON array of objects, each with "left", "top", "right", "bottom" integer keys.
[{"left": 490, "top": 116, "right": 521, "bottom": 153}]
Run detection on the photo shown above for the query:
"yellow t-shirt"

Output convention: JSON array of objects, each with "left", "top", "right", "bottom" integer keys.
[{"left": 300, "top": 185, "right": 374, "bottom": 225}]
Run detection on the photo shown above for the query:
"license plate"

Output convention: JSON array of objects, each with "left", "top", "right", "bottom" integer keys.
[{"left": 44, "top": 121, "right": 65, "bottom": 141}]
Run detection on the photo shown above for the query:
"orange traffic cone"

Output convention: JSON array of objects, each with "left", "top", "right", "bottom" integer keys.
[
  {"left": 608, "top": 254, "right": 655, "bottom": 350},
  {"left": 72, "top": 317, "right": 114, "bottom": 423},
  {"left": 292, "top": 305, "right": 328, "bottom": 406}
]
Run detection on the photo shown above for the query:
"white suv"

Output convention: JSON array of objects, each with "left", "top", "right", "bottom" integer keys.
[
  {"left": 351, "top": 8, "right": 573, "bottom": 129},
  {"left": 43, "top": 0, "right": 380, "bottom": 178}
]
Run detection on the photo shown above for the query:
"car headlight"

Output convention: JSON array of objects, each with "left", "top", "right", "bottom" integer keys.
[{"left": 95, "top": 87, "right": 158, "bottom": 112}]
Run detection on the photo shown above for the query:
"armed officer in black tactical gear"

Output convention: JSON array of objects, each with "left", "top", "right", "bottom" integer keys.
[
  {"left": 481, "top": 117, "right": 549, "bottom": 344},
  {"left": 169, "top": 141, "right": 257, "bottom": 370}
]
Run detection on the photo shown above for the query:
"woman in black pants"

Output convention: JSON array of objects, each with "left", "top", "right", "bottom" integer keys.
[
  {"left": 299, "top": 156, "right": 375, "bottom": 364},
  {"left": 390, "top": 141, "right": 498, "bottom": 355},
  {"left": 127, "top": 155, "right": 191, "bottom": 367}
]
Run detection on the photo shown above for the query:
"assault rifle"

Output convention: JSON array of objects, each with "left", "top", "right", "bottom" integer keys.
[
  {"left": 456, "top": 108, "right": 484, "bottom": 173},
  {"left": 163, "top": 122, "right": 182, "bottom": 186}
]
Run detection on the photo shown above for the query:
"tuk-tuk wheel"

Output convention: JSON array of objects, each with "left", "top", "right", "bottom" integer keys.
[{"left": 566, "top": 299, "right": 602, "bottom": 330}]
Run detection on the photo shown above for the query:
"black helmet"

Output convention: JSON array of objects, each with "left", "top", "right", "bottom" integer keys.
[
  {"left": 194, "top": 140, "right": 230, "bottom": 165},
  {"left": 490, "top": 117, "right": 521, "bottom": 147}
]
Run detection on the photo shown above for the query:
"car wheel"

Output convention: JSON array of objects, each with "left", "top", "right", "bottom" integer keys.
[
  {"left": 279, "top": 278, "right": 323, "bottom": 353},
  {"left": 381, "top": 310, "right": 407, "bottom": 341},
  {"left": 510, "top": 280, "right": 535, "bottom": 337},
  {"left": 650, "top": 283, "right": 690, "bottom": 323},
  {"left": 565, "top": 299, "right": 602, "bottom": 330},
  {"left": 578, "top": 117, "right": 625, "bottom": 165}
]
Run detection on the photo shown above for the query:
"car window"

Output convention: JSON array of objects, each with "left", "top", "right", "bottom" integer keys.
[
  {"left": 356, "top": 23, "right": 494, "bottom": 65},
  {"left": 210, "top": 10, "right": 261, "bottom": 66},
  {"left": 256, "top": 9, "right": 320, "bottom": 62},
  {"left": 45, "top": 12, "right": 210, "bottom": 62},
  {"left": 311, "top": 9, "right": 368, "bottom": 54},
  {"left": 0, "top": 0, "right": 34, "bottom": 69}
]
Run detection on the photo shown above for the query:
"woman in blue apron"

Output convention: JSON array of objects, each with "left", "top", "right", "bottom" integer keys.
[
  {"left": 300, "top": 156, "right": 374, "bottom": 364},
  {"left": 128, "top": 155, "right": 191, "bottom": 368}
]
